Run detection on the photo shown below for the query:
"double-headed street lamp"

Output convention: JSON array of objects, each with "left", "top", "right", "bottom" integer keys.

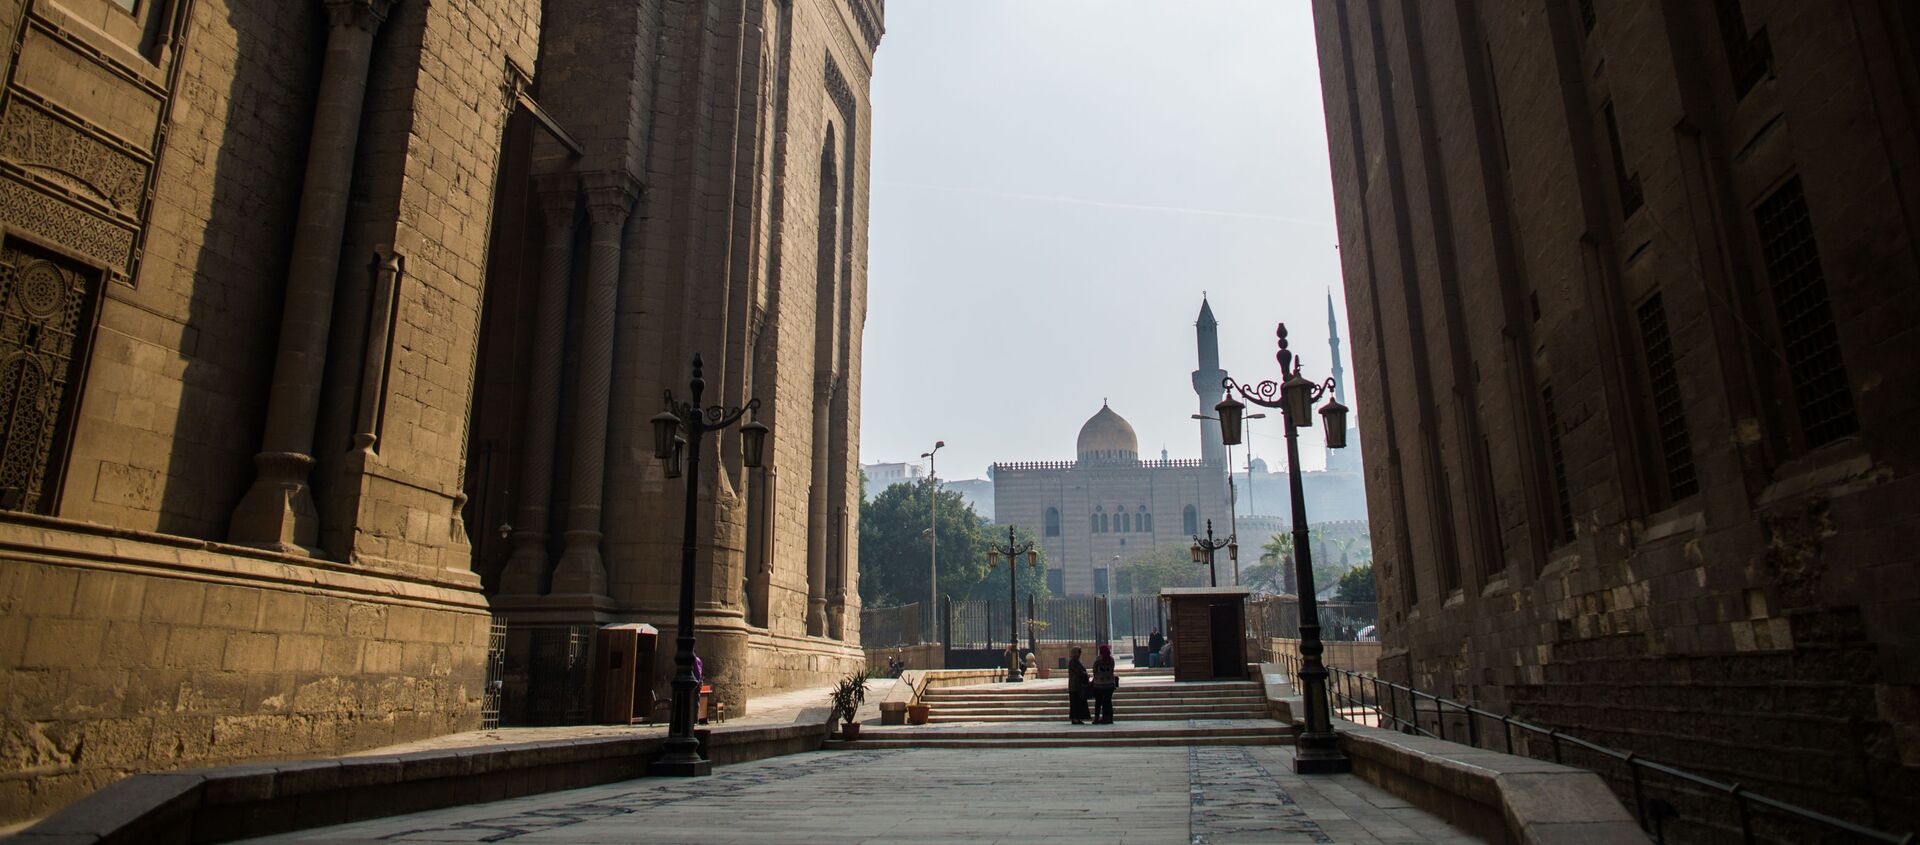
[
  {"left": 647, "top": 355, "right": 769, "bottom": 777},
  {"left": 1216, "top": 322, "right": 1351, "bottom": 775},
  {"left": 1189, "top": 519, "right": 1235, "bottom": 588},
  {"left": 986, "top": 526, "right": 1039, "bottom": 683}
]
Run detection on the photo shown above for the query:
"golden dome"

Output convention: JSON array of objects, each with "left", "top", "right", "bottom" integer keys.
[{"left": 1076, "top": 403, "right": 1139, "bottom": 463}]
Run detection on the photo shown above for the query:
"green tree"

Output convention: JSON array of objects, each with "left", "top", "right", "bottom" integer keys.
[
  {"left": 1240, "top": 560, "right": 1287, "bottom": 595},
  {"left": 1115, "top": 544, "right": 1206, "bottom": 596},
  {"left": 1259, "top": 532, "right": 1296, "bottom": 594},
  {"left": 1335, "top": 562, "right": 1377, "bottom": 603},
  {"left": 857, "top": 480, "right": 1048, "bottom": 608}
]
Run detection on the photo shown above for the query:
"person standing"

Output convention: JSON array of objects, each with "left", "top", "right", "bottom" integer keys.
[
  {"left": 1090, "top": 644, "right": 1119, "bottom": 724},
  {"left": 1067, "top": 646, "right": 1091, "bottom": 724},
  {"left": 1146, "top": 628, "right": 1165, "bottom": 668}
]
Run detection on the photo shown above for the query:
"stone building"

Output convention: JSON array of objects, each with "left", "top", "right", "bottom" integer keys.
[
  {"left": 992, "top": 300, "right": 1233, "bottom": 596},
  {"left": 0, "top": 0, "right": 879, "bottom": 824},
  {"left": 1313, "top": 0, "right": 1917, "bottom": 832}
]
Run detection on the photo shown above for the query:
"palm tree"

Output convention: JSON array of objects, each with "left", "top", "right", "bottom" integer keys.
[{"left": 1260, "top": 533, "right": 1296, "bottom": 595}]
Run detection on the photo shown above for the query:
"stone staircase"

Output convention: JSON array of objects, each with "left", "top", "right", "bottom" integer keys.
[
  {"left": 833, "top": 668, "right": 1291, "bottom": 749},
  {"left": 923, "top": 673, "right": 1268, "bottom": 723}
]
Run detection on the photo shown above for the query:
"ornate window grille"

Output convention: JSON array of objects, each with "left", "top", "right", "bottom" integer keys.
[
  {"left": 1541, "top": 384, "right": 1575, "bottom": 544},
  {"left": 0, "top": 241, "right": 101, "bottom": 514},
  {"left": 1755, "top": 176, "right": 1856, "bottom": 450},
  {"left": 1636, "top": 291, "right": 1698, "bottom": 502}
]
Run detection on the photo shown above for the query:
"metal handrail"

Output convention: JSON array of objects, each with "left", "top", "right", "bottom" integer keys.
[{"left": 1274, "top": 654, "right": 1914, "bottom": 845}]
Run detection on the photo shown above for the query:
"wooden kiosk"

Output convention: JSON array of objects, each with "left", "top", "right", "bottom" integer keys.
[{"left": 1161, "top": 587, "right": 1250, "bottom": 681}]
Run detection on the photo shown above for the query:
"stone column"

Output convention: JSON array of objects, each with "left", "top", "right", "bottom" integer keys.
[
  {"left": 229, "top": 0, "right": 394, "bottom": 553},
  {"left": 497, "top": 178, "right": 579, "bottom": 597},
  {"left": 804, "top": 377, "right": 831, "bottom": 635},
  {"left": 550, "top": 173, "right": 638, "bottom": 597}
]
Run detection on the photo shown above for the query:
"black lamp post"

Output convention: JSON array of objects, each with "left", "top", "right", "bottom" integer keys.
[
  {"left": 647, "top": 354, "right": 769, "bottom": 777},
  {"left": 1189, "top": 519, "right": 1235, "bottom": 588},
  {"left": 1216, "top": 322, "right": 1351, "bottom": 775},
  {"left": 986, "top": 526, "right": 1039, "bottom": 683}
]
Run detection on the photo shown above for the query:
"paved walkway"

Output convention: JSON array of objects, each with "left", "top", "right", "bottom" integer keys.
[
  {"left": 240, "top": 745, "right": 1484, "bottom": 844},
  {"left": 344, "top": 679, "right": 905, "bottom": 757}
]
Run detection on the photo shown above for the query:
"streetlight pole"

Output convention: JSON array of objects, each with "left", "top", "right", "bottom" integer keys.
[
  {"left": 647, "top": 355, "right": 770, "bottom": 777},
  {"left": 987, "top": 525, "right": 1039, "bottom": 683},
  {"left": 1216, "top": 322, "right": 1352, "bottom": 775},
  {"left": 1190, "top": 519, "right": 1234, "bottom": 588},
  {"left": 921, "top": 441, "right": 945, "bottom": 621}
]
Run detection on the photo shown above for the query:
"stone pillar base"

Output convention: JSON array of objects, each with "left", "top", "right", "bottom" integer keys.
[
  {"left": 550, "top": 531, "right": 607, "bottom": 596},
  {"left": 228, "top": 451, "right": 322, "bottom": 555}
]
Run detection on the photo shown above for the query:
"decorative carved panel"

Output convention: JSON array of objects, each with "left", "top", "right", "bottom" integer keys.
[
  {"left": 0, "top": 100, "right": 149, "bottom": 213},
  {"left": 0, "top": 238, "right": 100, "bottom": 512},
  {"left": 0, "top": 176, "right": 136, "bottom": 273}
]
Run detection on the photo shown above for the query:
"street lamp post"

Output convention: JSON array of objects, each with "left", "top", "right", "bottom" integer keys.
[
  {"left": 921, "top": 441, "right": 945, "bottom": 622},
  {"left": 987, "top": 526, "right": 1039, "bottom": 683},
  {"left": 1216, "top": 322, "right": 1351, "bottom": 775},
  {"left": 646, "top": 355, "right": 769, "bottom": 777},
  {"left": 1189, "top": 519, "right": 1235, "bottom": 588}
]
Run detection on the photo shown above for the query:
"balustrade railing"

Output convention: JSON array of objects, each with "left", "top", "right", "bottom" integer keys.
[{"left": 1273, "top": 654, "right": 1913, "bottom": 845}]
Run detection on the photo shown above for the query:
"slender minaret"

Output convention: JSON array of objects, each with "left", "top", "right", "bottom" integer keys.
[
  {"left": 1192, "top": 297, "right": 1228, "bottom": 466},
  {"left": 1327, "top": 291, "right": 1349, "bottom": 469},
  {"left": 1327, "top": 291, "right": 1346, "bottom": 405}
]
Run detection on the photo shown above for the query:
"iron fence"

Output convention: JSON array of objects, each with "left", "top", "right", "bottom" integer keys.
[
  {"left": 858, "top": 601, "right": 933, "bottom": 648},
  {"left": 1247, "top": 595, "right": 1377, "bottom": 645},
  {"left": 1274, "top": 653, "right": 1914, "bottom": 845}
]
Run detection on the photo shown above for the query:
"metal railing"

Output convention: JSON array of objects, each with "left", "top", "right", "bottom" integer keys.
[
  {"left": 1248, "top": 596, "right": 1378, "bottom": 644},
  {"left": 1274, "top": 654, "right": 1913, "bottom": 845},
  {"left": 859, "top": 601, "right": 933, "bottom": 649}
]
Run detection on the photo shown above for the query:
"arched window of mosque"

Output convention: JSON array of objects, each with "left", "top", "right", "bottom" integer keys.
[
  {"left": 1183, "top": 505, "right": 1197, "bottom": 535},
  {"left": 1119, "top": 511, "right": 1131, "bottom": 532},
  {"left": 1045, "top": 508, "right": 1061, "bottom": 537},
  {"left": 1143, "top": 512, "right": 1153, "bottom": 532},
  {"left": 1101, "top": 513, "right": 1110, "bottom": 532},
  {"left": 1091, "top": 507, "right": 1103, "bottom": 533}
]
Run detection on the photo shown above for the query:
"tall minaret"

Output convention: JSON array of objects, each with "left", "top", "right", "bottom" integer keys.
[
  {"left": 1327, "top": 291, "right": 1346, "bottom": 405},
  {"left": 1327, "top": 291, "right": 1349, "bottom": 470},
  {"left": 1192, "top": 297, "right": 1228, "bottom": 466}
]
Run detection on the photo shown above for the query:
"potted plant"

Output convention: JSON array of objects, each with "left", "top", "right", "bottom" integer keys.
[
  {"left": 829, "top": 670, "right": 872, "bottom": 740},
  {"left": 906, "top": 701, "right": 932, "bottom": 725}
]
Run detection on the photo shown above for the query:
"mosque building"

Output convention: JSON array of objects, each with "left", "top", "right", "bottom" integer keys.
[{"left": 991, "top": 300, "right": 1234, "bottom": 596}]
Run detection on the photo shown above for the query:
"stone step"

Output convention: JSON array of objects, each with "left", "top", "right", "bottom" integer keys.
[
  {"left": 924, "top": 691, "right": 1265, "bottom": 704},
  {"left": 830, "top": 719, "right": 1293, "bottom": 749},
  {"left": 832, "top": 733, "right": 1290, "bottom": 750},
  {"left": 925, "top": 683, "right": 1259, "bottom": 699},
  {"left": 929, "top": 695, "right": 1265, "bottom": 708},
  {"left": 928, "top": 704, "right": 1271, "bottom": 717},
  {"left": 857, "top": 721, "right": 1288, "bottom": 741},
  {"left": 928, "top": 711, "right": 1270, "bottom": 724}
]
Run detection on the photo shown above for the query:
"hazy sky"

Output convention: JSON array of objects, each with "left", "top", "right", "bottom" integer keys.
[{"left": 860, "top": 1, "right": 1351, "bottom": 482}]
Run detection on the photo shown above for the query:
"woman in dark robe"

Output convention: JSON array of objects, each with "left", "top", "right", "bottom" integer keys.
[
  {"left": 1090, "top": 644, "right": 1119, "bottom": 724},
  {"left": 1067, "top": 646, "right": 1091, "bottom": 724}
]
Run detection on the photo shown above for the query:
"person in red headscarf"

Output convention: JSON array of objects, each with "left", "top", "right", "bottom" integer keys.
[{"left": 1089, "top": 644, "right": 1119, "bottom": 724}]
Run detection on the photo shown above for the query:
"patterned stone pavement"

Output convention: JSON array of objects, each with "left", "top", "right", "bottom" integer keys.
[{"left": 240, "top": 745, "right": 1484, "bottom": 844}]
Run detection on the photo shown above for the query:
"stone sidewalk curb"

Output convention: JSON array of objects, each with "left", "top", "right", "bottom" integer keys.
[{"left": 0, "top": 719, "right": 832, "bottom": 845}]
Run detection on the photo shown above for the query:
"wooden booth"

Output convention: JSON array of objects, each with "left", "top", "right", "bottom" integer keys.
[
  {"left": 1161, "top": 587, "right": 1250, "bottom": 681},
  {"left": 595, "top": 623, "right": 660, "bottom": 724}
]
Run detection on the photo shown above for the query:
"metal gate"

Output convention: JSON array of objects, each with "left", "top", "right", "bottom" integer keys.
[
  {"left": 481, "top": 619, "right": 507, "bottom": 729},
  {"left": 940, "top": 595, "right": 1112, "bottom": 669}
]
